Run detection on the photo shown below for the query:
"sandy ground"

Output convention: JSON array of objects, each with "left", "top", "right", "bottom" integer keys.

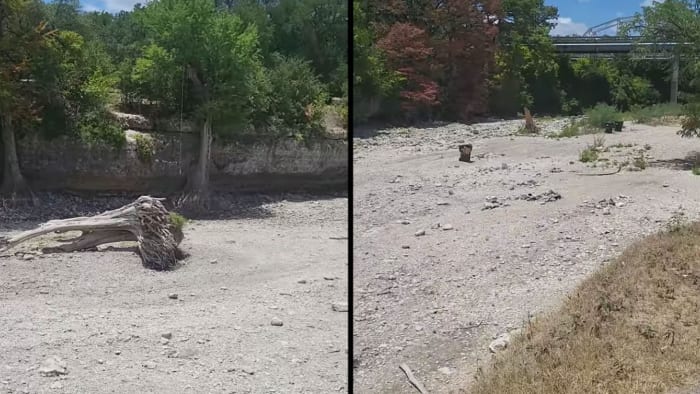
[
  {"left": 0, "top": 195, "right": 348, "bottom": 394},
  {"left": 353, "top": 121, "right": 700, "bottom": 393}
]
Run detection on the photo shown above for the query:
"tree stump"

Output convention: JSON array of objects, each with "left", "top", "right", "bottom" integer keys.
[
  {"left": 459, "top": 144, "right": 473, "bottom": 162},
  {"left": 523, "top": 107, "right": 539, "bottom": 133},
  {"left": 0, "top": 196, "right": 185, "bottom": 270}
]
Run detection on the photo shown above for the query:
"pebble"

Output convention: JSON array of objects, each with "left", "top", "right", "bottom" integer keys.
[
  {"left": 442, "top": 224, "right": 454, "bottom": 231},
  {"left": 161, "top": 332, "right": 172, "bottom": 339},
  {"left": 401, "top": 245, "right": 410, "bottom": 249},
  {"left": 415, "top": 230, "right": 426, "bottom": 237},
  {"left": 23, "top": 254, "right": 34, "bottom": 261},
  {"left": 168, "top": 293, "right": 178, "bottom": 300},
  {"left": 271, "top": 318, "right": 284, "bottom": 326},
  {"left": 489, "top": 333, "right": 511, "bottom": 353},
  {"left": 297, "top": 279, "right": 307, "bottom": 284},
  {"left": 210, "top": 259, "right": 218, "bottom": 264}
]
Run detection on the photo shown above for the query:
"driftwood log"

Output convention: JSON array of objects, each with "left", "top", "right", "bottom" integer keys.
[{"left": 0, "top": 196, "right": 184, "bottom": 270}]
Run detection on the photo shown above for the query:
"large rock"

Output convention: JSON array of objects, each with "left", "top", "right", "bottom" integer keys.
[
  {"left": 110, "top": 111, "right": 153, "bottom": 131},
  {"left": 39, "top": 356, "right": 68, "bottom": 377}
]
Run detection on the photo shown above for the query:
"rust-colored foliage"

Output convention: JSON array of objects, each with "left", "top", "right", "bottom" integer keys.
[{"left": 372, "top": 0, "right": 502, "bottom": 121}]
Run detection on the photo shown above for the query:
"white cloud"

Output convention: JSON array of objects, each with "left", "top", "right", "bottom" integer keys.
[
  {"left": 550, "top": 17, "right": 589, "bottom": 36},
  {"left": 103, "top": 0, "right": 147, "bottom": 12},
  {"left": 81, "top": 3, "right": 102, "bottom": 12},
  {"left": 641, "top": 0, "right": 666, "bottom": 7}
]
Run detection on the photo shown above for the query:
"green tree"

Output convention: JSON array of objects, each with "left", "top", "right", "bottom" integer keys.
[
  {"left": 0, "top": 0, "right": 57, "bottom": 196},
  {"left": 489, "top": 0, "right": 559, "bottom": 115},
  {"left": 136, "top": 0, "right": 266, "bottom": 207}
]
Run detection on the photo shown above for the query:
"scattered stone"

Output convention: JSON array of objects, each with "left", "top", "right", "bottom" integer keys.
[
  {"left": 442, "top": 224, "right": 454, "bottom": 231},
  {"left": 401, "top": 245, "right": 410, "bottom": 249},
  {"left": 142, "top": 361, "right": 156, "bottom": 369},
  {"left": 39, "top": 356, "right": 67, "bottom": 377},
  {"left": 332, "top": 302, "right": 349, "bottom": 312},
  {"left": 517, "top": 190, "right": 562, "bottom": 203},
  {"left": 414, "top": 230, "right": 426, "bottom": 237},
  {"left": 210, "top": 259, "right": 218, "bottom": 264},
  {"left": 97, "top": 359, "right": 104, "bottom": 365},
  {"left": 398, "top": 219, "right": 411, "bottom": 225},
  {"left": 23, "top": 254, "right": 34, "bottom": 261},
  {"left": 436, "top": 201, "right": 449, "bottom": 206},
  {"left": 271, "top": 318, "right": 284, "bottom": 326},
  {"left": 220, "top": 286, "right": 228, "bottom": 290},
  {"left": 168, "top": 293, "right": 178, "bottom": 300},
  {"left": 160, "top": 337, "right": 170, "bottom": 345},
  {"left": 663, "top": 183, "right": 670, "bottom": 188},
  {"left": 297, "top": 279, "right": 307, "bottom": 284},
  {"left": 114, "top": 350, "right": 121, "bottom": 355},
  {"left": 323, "top": 276, "right": 336, "bottom": 281},
  {"left": 489, "top": 333, "right": 511, "bottom": 353}
]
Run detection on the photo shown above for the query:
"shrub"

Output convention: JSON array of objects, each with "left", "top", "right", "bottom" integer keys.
[
  {"left": 679, "top": 101, "right": 700, "bottom": 137},
  {"left": 168, "top": 212, "right": 188, "bottom": 231},
  {"left": 133, "top": 134, "right": 155, "bottom": 164},
  {"left": 628, "top": 103, "right": 683, "bottom": 125},
  {"left": 77, "top": 110, "right": 126, "bottom": 149},
  {"left": 580, "top": 147, "right": 598, "bottom": 163},
  {"left": 584, "top": 103, "right": 622, "bottom": 129},
  {"left": 264, "top": 54, "right": 328, "bottom": 137}
]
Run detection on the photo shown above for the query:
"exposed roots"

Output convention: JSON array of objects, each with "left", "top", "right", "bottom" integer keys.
[{"left": 1, "top": 196, "right": 185, "bottom": 270}]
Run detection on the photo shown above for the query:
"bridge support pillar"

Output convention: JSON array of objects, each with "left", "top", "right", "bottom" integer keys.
[{"left": 671, "top": 52, "right": 679, "bottom": 105}]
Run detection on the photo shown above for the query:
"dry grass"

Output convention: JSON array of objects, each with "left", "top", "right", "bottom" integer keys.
[{"left": 471, "top": 222, "right": 700, "bottom": 394}]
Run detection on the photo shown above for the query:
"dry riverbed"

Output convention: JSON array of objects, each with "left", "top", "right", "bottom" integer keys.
[
  {"left": 0, "top": 193, "right": 348, "bottom": 393},
  {"left": 353, "top": 120, "right": 700, "bottom": 393}
]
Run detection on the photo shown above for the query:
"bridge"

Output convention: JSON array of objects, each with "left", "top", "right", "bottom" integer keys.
[{"left": 551, "top": 17, "right": 682, "bottom": 103}]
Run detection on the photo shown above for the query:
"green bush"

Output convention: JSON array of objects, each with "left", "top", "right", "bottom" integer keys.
[
  {"left": 168, "top": 212, "right": 188, "bottom": 231},
  {"left": 584, "top": 103, "right": 622, "bottom": 129},
  {"left": 77, "top": 110, "right": 126, "bottom": 149},
  {"left": 580, "top": 147, "right": 599, "bottom": 163},
  {"left": 264, "top": 54, "right": 328, "bottom": 137},
  {"left": 628, "top": 103, "right": 683, "bottom": 124},
  {"left": 133, "top": 134, "right": 155, "bottom": 164}
]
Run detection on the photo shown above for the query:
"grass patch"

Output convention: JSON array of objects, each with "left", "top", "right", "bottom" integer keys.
[
  {"left": 692, "top": 166, "right": 700, "bottom": 175},
  {"left": 471, "top": 220, "right": 700, "bottom": 394},
  {"left": 633, "top": 150, "right": 648, "bottom": 170},
  {"left": 584, "top": 103, "right": 622, "bottom": 129},
  {"left": 168, "top": 212, "right": 188, "bottom": 231},
  {"left": 579, "top": 147, "right": 598, "bottom": 163},
  {"left": 553, "top": 118, "right": 597, "bottom": 138},
  {"left": 627, "top": 103, "right": 683, "bottom": 125}
]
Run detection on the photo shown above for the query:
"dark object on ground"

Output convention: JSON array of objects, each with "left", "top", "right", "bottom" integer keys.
[
  {"left": 604, "top": 122, "right": 614, "bottom": 133},
  {"left": 614, "top": 121, "right": 624, "bottom": 131},
  {"left": 459, "top": 144, "right": 473, "bottom": 162},
  {"left": 0, "top": 196, "right": 185, "bottom": 270},
  {"left": 576, "top": 164, "right": 623, "bottom": 176}
]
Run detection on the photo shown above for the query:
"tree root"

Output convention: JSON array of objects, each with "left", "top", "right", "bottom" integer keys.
[{"left": 0, "top": 196, "right": 185, "bottom": 270}]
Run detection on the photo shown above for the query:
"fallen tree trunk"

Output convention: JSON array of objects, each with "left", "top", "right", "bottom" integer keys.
[{"left": 0, "top": 196, "right": 185, "bottom": 270}]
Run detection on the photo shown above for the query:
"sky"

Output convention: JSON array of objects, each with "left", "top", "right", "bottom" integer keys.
[
  {"left": 74, "top": 0, "right": 664, "bottom": 36},
  {"left": 548, "top": 0, "right": 665, "bottom": 36}
]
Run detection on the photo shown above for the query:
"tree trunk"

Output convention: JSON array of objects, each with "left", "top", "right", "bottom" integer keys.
[
  {"left": 0, "top": 196, "right": 185, "bottom": 270},
  {"left": 178, "top": 115, "right": 212, "bottom": 212},
  {"left": 0, "top": 113, "right": 31, "bottom": 197}
]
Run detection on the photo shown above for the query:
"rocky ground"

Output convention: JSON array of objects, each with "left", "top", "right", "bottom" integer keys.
[
  {"left": 0, "top": 193, "right": 348, "bottom": 394},
  {"left": 353, "top": 119, "right": 700, "bottom": 393}
]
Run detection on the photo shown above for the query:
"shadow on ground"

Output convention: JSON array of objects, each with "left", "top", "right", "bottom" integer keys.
[
  {"left": 0, "top": 191, "right": 347, "bottom": 225},
  {"left": 650, "top": 151, "right": 700, "bottom": 171}
]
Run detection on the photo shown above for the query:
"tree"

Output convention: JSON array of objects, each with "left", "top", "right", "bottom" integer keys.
[
  {"left": 489, "top": 0, "right": 559, "bottom": 115},
  {"left": 136, "top": 0, "right": 265, "bottom": 209},
  {"left": 0, "top": 0, "right": 56, "bottom": 197}
]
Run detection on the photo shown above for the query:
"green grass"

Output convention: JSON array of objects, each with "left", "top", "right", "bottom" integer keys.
[
  {"left": 584, "top": 103, "right": 622, "bottom": 129},
  {"left": 692, "top": 166, "right": 700, "bottom": 176},
  {"left": 626, "top": 103, "right": 683, "bottom": 125},
  {"left": 580, "top": 147, "right": 599, "bottom": 163},
  {"left": 168, "top": 212, "right": 188, "bottom": 231}
]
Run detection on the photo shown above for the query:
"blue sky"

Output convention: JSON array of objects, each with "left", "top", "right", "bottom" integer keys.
[
  {"left": 78, "top": 0, "right": 141, "bottom": 13},
  {"left": 548, "top": 0, "right": 665, "bottom": 36}
]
